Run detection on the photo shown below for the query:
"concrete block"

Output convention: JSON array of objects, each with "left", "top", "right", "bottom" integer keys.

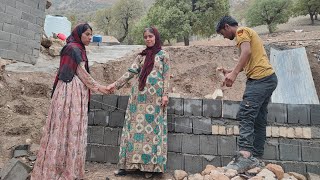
[
  {"left": 7, "top": 50, "right": 24, "bottom": 61},
  {"left": 306, "top": 164, "right": 320, "bottom": 174},
  {"left": 90, "top": 94, "right": 103, "bottom": 109},
  {"left": 287, "top": 104, "right": 310, "bottom": 125},
  {"left": 200, "top": 135, "right": 218, "bottom": 155},
  {"left": 0, "top": 158, "right": 31, "bottom": 180},
  {"left": 233, "top": 125, "right": 239, "bottom": 135},
  {"left": 0, "top": 23, "right": 3, "bottom": 30},
  {"left": 218, "top": 136, "right": 237, "bottom": 156},
  {"left": 117, "top": 95, "right": 129, "bottom": 111},
  {"left": 287, "top": 127, "right": 295, "bottom": 138},
  {"left": 86, "top": 144, "right": 91, "bottom": 161},
  {"left": 279, "top": 139, "right": 301, "bottom": 161},
  {"left": 212, "top": 125, "right": 219, "bottom": 135},
  {"left": 20, "top": 28, "right": 35, "bottom": 39},
  {"left": 102, "top": 94, "right": 118, "bottom": 111},
  {"left": 266, "top": 126, "right": 272, "bottom": 137},
  {"left": 175, "top": 117, "right": 192, "bottom": 133},
  {"left": 5, "top": 5, "right": 22, "bottom": 18},
  {"left": 226, "top": 126, "right": 234, "bottom": 135},
  {"left": 184, "top": 99, "right": 202, "bottom": 116},
  {"left": 184, "top": 155, "right": 203, "bottom": 173},
  {"left": 105, "top": 146, "right": 119, "bottom": 164},
  {"left": 24, "top": 0, "right": 38, "bottom": 8},
  {"left": 89, "top": 145, "right": 105, "bottom": 162},
  {"left": 13, "top": 150, "right": 28, "bottom": 158},
  {"left": 32, "top": 48, "right": 39, "bottom": 57},
  {"left": 311, "top": 127, "right": 320, "bottom": 139},
  {"left": 193, "top": 118, "right": 212, "bottom": 134},
  {"left": 21, "top": 12, "right": 36, "bottom": 24},
  {"left": 109, "top": 110, "right": 125, "bottom": 127},
  {"left": 88, "top": 126, "right": 104, "bottom": 144},
  {"left": 168, "top": 134, "right": 182, "bottom": 152},
  {"left": 267, "top": 103, "right": 287, "bottom": 124},
  {"left": 167, "top": 97, "right": 183, "bottom": 115},
  {"left": 281, "top": 162, "right": 306, "bottom": 175},
  {"left": 17, "top": 44, "right": 32, "bottom": 55},
  {"left": 182, "top": 134, "right": 199, "bottom": 155},
  {"left": 279, "top": 126, "right": 287, "bottom": 138},
  {"left": 202, "top": 155, "right": 221, "bottom": 169},
  {"left": 3, "top": 0, "right": 15, "bottom": 7},
  {"left": 218, "top": 125, "right": 226, "bottom": 135},
  {"left": 30, "top": 8, "right": 45, "bottom": 18},
  {"left": 94, "top": 110, "right": 109, "bottom": 126},
  {"left": 301, "top": 141, "right": 320, "bottom": 162},
  {"left": 10, "top": 34, "right": 27, "bottom": 45},
  {"left": 303, "top": 127, "right": 312, "bottom": 139},
  {"left": 0, "top": 49, "right": 7, "bottom": 59},
  {"left": 223, "top": 100, "right": 240, "bottom": 120},
  {"left": 36, "top": 17, "right": 44, "bottom": 26},
  {"left": 167, "top": 152, "right": 184, "bottom": 171},
  {"left": 271, "top": 126, "right": 280, "bottom": 138},
  {"left": 16, "top": 1, "right": 31, "bottom": 13},
  {"left": 221, "top": 156, "right": 233, "bottom": 166},
  {"left": 104, "top": 127, "right": 119, "bottom": 146},
  {"left": 23, "top": 54, "right": 35, "bottom": 64},
  {"left": 34, "top": 33, "right": 41, "bottom": 42},
  {"left": 12, "top": 17, "right": 29, "bottom": 29},
  {"left": 27, "top": 39, "right": 39, "bottom": 49},
  {"left": 203, "top": 99, "right": 222, "bottom": 118},
  {"left": 38, "top": 1, "right": 46, "bottom": 10},
  {"left": 27, "top": 23, "right": 41, "bottom": 34},
  {"left": 262, "top": 138, "right": 279, "bottom": 160},
  {"left": 0, "top": 12, "right": 13, "bottom": 24},
  {"left": 167, "top": 115, "right": 175, "bottom": 132},
  {"left": 310, "top": 105, "right": 320, "bottom": 125},
  {"left": 0, "top": 40, "right": 17, "bottom": 51},
  {"left": 0, "top": 31, "right": 10, "bottom": 41},
  {"left": 294, "top": 127, "right": 303, "bottom": 139},
  {"left": 0, "top": 4, "right": 4, "bottom": 12}
]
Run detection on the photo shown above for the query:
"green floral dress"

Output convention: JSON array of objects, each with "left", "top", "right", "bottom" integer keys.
[{"left": 115, "top": 50, "right": 170, "bottom": 172}]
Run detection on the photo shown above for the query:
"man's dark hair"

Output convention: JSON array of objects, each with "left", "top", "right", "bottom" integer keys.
[{"left": 216, "top": 16, "right": 239, "bottom": 33}]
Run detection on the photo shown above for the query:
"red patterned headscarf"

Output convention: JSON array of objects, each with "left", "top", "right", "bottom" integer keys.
[{"left": 138, "top": 27, "right": 162, "bottom": 91}]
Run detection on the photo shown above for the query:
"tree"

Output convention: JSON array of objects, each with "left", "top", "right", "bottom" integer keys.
[
  {"left": 246, "top": 0, "right": 292, "bottom": 33},
  {"left": 292, "top": 0, "right": 320, "bottom": 25},
  {"left": 111, "top": 0, "right": 144, "bottom": 42},
  {"left": 94, "top": 8, "right": 112, "bottom": 35},
  {"left": 145, "top": 0, "right": 229, "bottom": 46}
]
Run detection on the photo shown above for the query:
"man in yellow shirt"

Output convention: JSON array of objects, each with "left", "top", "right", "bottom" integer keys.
[{"left": 216, "top": 16, "right": 278, "bottom": 173}]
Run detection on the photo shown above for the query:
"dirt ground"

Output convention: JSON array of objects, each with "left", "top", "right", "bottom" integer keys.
[{"left": 0, "top": 16, "right": 319, "bottom": 179}]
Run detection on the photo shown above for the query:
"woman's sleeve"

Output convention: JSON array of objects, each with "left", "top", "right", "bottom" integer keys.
[
  {"left": 76, "top": 62, "right": 100, "bottom": 92},
  {"left": 161, "top": 52, "right": 171, "bottom": 96},
  {"left": 115, "top": 55, "right": 142, "bottom": 89}
]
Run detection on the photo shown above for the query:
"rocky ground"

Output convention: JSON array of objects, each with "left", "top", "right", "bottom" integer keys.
[{"left": 0, "top": 16, "right": 320, "bottom": 179}]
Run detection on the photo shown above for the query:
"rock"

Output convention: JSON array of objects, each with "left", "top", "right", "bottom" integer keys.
[
  {"left": 247, "top": 167, "right": 262, "bottom": 175},
  {"left": 174, "top": 170, "right": 188, "bottom": 180},
  {"left": 49, "top": 46, "right": 63, "bottom": 57},
  {"left": 256, "top": 169, "right": 276, "bottom": 179},
  {"left": 282, "top": 176, "right": 298, "bottom": 180},
  {"left": 266, "top": 164, "right": 284, "bottom": 179},
  {"left": 25, "top": 139, "right": 32, "bottom": 145},
  {"left": 204, "top": 89, "right": 223, "bottom": 99},
  {"left": 188, "top": 173, "right": 204, "bottom": 180},
  {"left": 231, "top": 176, "right": 245, "bottom": 180},
  {"left": 306, "top": 173, "right": 320, "bottom": 180},
  {"left": 288, "top": 172, "right": 307, "bottom": 180},
  {"left": 30, "top": 144, "right": 40, "bottom": 155},
  {"left": 0, "top": 158, "right": 31, "bottom": 180},
  {"left": 248, "top": 176, "right": 264, "bottom": 180},
  {"left": 28, "top": 156, "right": 37, "bottom": 161},
  {"left": 225, "top": 169, "right": 237, "bottom": 178},
  {"left": 201, "top": 165, "right": 216, "bottom": 176},
  {"left": 41, "top": 38, "right": 52, "bottom": 48},
  {"left": 208, "top": 173, "right": 230, "bottom": 180},
  {"left": 46, "top": 0, "right": 52, "bottom": 9}
]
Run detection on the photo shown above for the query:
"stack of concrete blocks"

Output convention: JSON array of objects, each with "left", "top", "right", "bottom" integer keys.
[
  {"left": 86, "top": 95, "right": 320, "bottom": 175},
  {"left": 0, "top": 0, "right": 46, "bottom": 64}
]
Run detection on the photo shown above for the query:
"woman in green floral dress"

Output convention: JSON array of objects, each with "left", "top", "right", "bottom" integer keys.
[{"left": 107, "top": 27, "right": 170, "bottom": 177}]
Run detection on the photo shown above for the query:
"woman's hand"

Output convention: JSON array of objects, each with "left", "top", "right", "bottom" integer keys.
[
  {"left": 161, "top": 96, "right": 169, "bottom": 107},
  {"left": 106, "top": 82, "right": 116, "bottom": 93},
  {"left": 98, "top": 85, "right": 110, "bottom": 94}
]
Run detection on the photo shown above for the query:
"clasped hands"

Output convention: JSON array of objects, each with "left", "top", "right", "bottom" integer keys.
[{"left": 97, "top": 82, "right": 116, "bottom": 94}]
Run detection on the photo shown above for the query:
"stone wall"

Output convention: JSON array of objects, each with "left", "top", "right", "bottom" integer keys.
[
  {"left": 0, "top": 0, "right": 46, "bottom": 64},
  {"left": 86, "top": 94, "right": 320, "bottom": 175}
]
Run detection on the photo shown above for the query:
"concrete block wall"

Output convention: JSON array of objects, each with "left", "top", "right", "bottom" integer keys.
[
  {"left": 86, "top": 95, "right": 320, "bottom": 175},
  {"left": 0, "top": 0, "right": 46, "bottom": 64}
]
